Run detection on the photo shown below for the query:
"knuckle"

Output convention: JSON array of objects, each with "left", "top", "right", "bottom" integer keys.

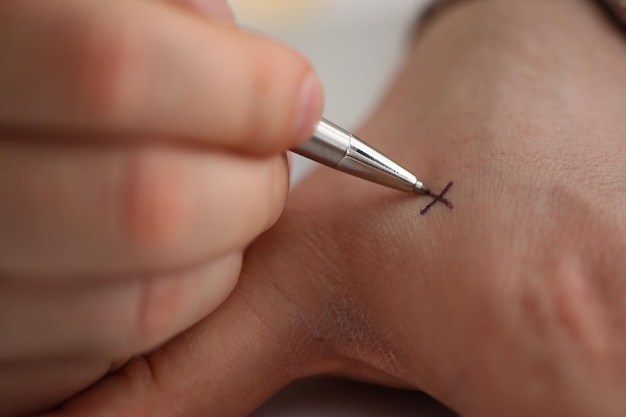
[
  {"left": 63, "top": 18, "right": 144, "bottom": 120},
  {"left": 246, "top": 44, "right": 312, "bottom": 149},
  {"left": 116, "top": 148, "right": 191, "bottom": 251}
]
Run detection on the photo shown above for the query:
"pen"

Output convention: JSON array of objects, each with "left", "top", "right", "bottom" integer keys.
[{"left": 292, "top": 118, "right": 430, "bottom": 195}]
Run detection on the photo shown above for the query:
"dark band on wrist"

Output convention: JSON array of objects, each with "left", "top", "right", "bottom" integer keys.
[
  {"left": 593, "top": 0, "right": 626, "bottom": 32},
  {"left": 415, "top": 0, "right": 626, "bottom": 34},
  {"left": 414, "top": 0, "right": 469, "bottom": 34}
]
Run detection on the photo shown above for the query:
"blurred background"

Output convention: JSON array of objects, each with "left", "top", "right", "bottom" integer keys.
[{"left": 228, "top": 1, "right": 456, "bottom": 416}]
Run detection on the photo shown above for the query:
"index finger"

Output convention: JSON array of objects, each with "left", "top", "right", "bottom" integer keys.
[{"left": 0, "top": 0, "right": 323, "bottom": 153}]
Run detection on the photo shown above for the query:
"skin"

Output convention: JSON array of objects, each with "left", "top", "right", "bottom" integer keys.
[
  {"left": 0, "top": 0, "right": 323, "bottom": 416},
  {"left": 8, "top": 0, "right": 626, "bottom": 416},
  {"left": 50, "top": 0, "right": 626, "bottom": 416}
]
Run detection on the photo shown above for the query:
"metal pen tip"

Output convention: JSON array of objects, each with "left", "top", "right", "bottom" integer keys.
[{"left": 413, "top": 182, "right": 430, "bottom": 195}]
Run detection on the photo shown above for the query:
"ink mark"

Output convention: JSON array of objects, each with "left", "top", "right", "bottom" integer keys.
[{"left": 420, "top": 181, "right": 454, "bottom": 215}]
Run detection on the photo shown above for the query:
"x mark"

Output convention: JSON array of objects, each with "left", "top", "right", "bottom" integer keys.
[{"left": 420, "top": 181, "right": 454, "bottom": 215}]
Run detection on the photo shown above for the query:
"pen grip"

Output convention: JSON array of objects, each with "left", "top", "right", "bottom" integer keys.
[{"left": 292, "top": 119, "right": 350, "bottom": 168}]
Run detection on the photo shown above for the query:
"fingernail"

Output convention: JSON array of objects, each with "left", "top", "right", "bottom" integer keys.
[
  {"left": 187, "top": 0, "right": 235, "bottom": 22},
  {"left": 291, "top": 73, "right": 324, "bottom": 147}
]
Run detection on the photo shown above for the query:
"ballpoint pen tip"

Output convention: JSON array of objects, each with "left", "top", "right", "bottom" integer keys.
[{"left": 413, "top": 182, "right": 430, "bottom": 195}]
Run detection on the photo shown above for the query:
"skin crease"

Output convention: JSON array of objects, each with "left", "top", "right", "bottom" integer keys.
[
  {"left": 23, "top": 0, "right": 626, "bottom": 416},
  {"left": 0, "top": 0, "right": 325, "bottom": 415}
]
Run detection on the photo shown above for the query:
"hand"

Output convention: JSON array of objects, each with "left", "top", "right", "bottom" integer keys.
[
  {"left": 0, "top": 0, "right": 323, "bottom": 415},
  {"left": 38, "top": 0, "right": 626, "bottom": 416}
]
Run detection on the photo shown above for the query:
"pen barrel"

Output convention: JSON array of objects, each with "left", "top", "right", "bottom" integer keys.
[
  {"left": 293, "top": 119, "right": 419, "bottom": 193},
  {"left": 294, "top": 119, "right": 350, "bottom": 166}
]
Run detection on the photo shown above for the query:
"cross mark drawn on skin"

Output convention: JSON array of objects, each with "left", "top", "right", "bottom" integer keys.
[{"left": 420, "top": 181, "right": 454, "bottom": 215}]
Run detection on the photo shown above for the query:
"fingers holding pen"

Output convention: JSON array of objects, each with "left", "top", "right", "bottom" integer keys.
[
  {"left": 0, "top": 137, "right": 288, "bottom": 412},
  {"left": 0, "top": 0, "right": 323, "bottom": 153},
  {"left": 0, "top": 0, "right": 308, "bottom": 277},
  {"left": 0, "top": 0, "right": 321, "bottom": 414}
]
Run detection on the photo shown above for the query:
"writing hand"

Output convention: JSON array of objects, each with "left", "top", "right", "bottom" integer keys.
[{"left": 0, "top": 1, "right": 323, "bottom": 415}]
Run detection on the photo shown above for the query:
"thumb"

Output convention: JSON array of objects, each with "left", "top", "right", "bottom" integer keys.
[{"left": 53, "top": 257, "right": 320, "bottom": 417}]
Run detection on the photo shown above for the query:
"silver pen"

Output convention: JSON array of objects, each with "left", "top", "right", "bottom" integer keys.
[{"left": 292, "top": 118, "right": 430, "bottom": 195}]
